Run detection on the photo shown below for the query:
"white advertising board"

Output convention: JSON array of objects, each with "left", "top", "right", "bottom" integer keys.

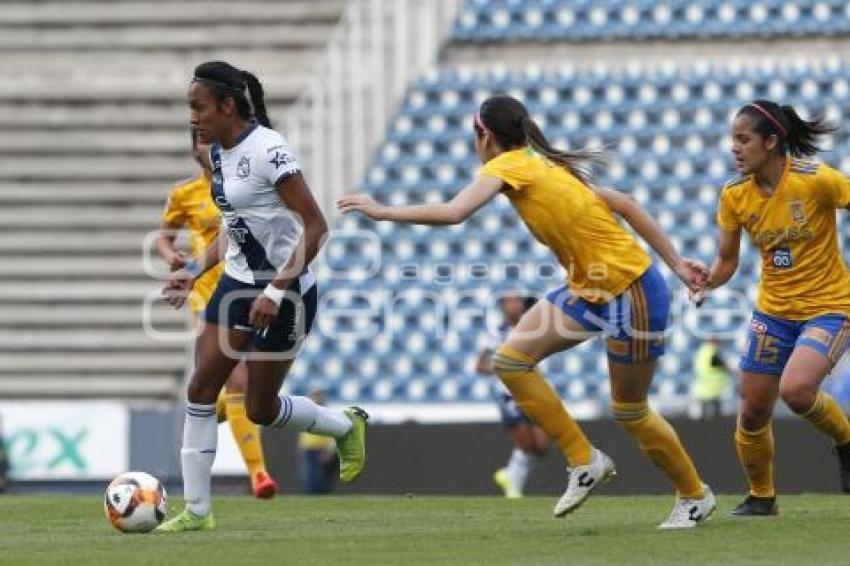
[{"left": 0, "top": 401, "right": 129, "bottom": 480}]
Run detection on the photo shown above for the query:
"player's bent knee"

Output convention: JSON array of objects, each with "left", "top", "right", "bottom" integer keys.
[
  {"left": 739, "top": 402, "right": 773, "bottom": 430},
  {"left": 245, "top": 400, "right": 276, "bottom": 426},
  {"left": 492, "top": 346, "right": 535, "bottom": 376},
  {"left": 779, "top": 380, "right": 817, "bottom": 414},
  {"left": 739, "top": 410, "right": 771, "bottom": 431},
  {"left": 186, "top": 376, "right": 220, "bottom": 405}
]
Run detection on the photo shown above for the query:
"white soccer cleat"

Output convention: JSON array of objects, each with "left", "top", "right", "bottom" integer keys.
[
  {"left": 553, "top": 448, "right": 616, "bottom": 518},
  {"left": 658, "top": 484, "right": 716, "bottom": 529}
]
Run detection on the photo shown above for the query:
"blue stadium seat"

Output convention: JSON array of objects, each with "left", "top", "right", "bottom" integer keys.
[{"left": 453, "top": 1, "right": 850, "bottom": 43}]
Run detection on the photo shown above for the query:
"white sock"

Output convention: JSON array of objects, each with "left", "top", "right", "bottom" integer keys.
[
  {"left": 506, "top": 448, "right": 536, "bottom": 494},
  {"left": 181, "top": 402, "right": 217, "bottom": 517},
  {"left": 270, "top": 395, "right": 352, "bottom": 437}
]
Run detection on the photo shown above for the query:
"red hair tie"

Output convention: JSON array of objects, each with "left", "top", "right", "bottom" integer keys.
[{"left": 749, "top": 103, "right": 787, "bottom": 137}]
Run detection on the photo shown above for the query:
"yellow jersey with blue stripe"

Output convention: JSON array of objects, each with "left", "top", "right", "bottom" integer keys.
[
  {"left": 717, "top": 158, "right": 850, "bottom": 320},
  {"left": 480, "top": 147, "right": 651, "bottom": 303},
  {"left": 161, "top": 174, "right": 224, "bottom": 313}
]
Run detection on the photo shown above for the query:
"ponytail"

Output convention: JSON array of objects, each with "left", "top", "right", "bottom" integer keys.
[
  {"left": 738, "top": 99, "right": 836, "bottom": 158},
  {"left": 521, "top": 117, "right": 605, "bottom": 186},
  {"left": 778, "top": 104, "right": 835, "bottom": 157},
  {"left": 241, "top": 70, "right": 272, "bottom": 128},
  {"left": 477, "top": 94, "right": 605, "bottom": 186}
]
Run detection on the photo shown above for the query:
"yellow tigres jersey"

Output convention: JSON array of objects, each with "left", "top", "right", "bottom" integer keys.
[
  {"left": 480, "top": 148, "right": 651, "bottom": 303},
  {"left": 717, "top": 157, "right": 850, "bottom": 319},
  {"left": 161, "top": 174, "right": 223, "bottom": 313}
]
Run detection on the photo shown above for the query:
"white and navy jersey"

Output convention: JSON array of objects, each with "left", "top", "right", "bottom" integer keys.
[{"left": 210, "top": 122, "right": 311, "bottom": 287}]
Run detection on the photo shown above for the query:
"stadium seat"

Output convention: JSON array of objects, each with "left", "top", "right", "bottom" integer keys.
[{"left": 453, "top": 0, "right": 850, "bottom": 43}]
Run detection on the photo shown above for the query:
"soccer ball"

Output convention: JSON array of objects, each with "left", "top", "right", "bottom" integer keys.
[{"left": 103, "top": 471, "right": 167, "bottom": 533}]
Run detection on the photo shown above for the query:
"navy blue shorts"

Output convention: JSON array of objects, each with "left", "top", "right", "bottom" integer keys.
[
  {"left": 203, "top": 273, "right": 318, "bottom": 353},
  {"left": 740, "top": 310, "right": 850, "bottom": 375},
  {"left": 545, "top": 264, "right": 670, "bottom": 363}
]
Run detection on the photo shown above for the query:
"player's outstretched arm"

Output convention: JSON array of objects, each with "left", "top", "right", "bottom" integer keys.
[
  {"left": 593, "top": 187, "right": 708, "bottom": 292},
  {"left": 337, "top": 176, "right": 503, "bottom": 225}
]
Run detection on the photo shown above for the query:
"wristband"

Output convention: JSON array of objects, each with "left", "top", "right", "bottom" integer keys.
[{"left": 263, "top": 283, "right": 286, "bottom": 306}]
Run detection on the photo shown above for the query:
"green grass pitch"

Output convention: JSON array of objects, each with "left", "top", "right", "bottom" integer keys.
[{"left": 1, "top": 494, "right": 847, "bottom": 565}]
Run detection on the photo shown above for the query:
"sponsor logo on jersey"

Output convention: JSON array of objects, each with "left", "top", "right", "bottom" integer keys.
[
  {"left": 771, "top": 248, "right": 793, "bottom": 269},
  {"left": 269, "top": 151, "right": 295, "bottom": 169},
  {"left": 754, "top": 225, "right": 813, "bottom": 247}
]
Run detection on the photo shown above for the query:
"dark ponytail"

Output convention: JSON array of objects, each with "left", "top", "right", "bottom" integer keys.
[
  {"left": 737, "top": 99, "right": 836, "bottom": 158},
  {"left": 476, "top": 94, "right": 605, "bottom": 185},
  {"left": 241, "top": 70, "right": 272, "bottom": 128},
  {"left": 193, "top": 61, "right": 272, "bottom": 128}
]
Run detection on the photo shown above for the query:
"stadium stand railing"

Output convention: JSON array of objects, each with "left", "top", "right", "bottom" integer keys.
[{"left": 282, "top": 0, "right": 460, "bottom": 216}]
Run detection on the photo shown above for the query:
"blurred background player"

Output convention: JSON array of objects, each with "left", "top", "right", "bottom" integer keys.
[
  {"left": 155, "top": 127, "right": 278, "bottom": 499},
  {"left": 692, "top": 338, "right": 733, "bottom": 420},
  {"left": 297, "top": 389, "right": 339, "bottom": 495},
  {"left": 339, "top": 94, "right": 715, "bottom": 529},
  {"left": 159, "top": 61, "right": 367, "bottom": 532},
  {"left": 477, "top": 291, "right": 547, "bottom": 498},
  {"left": 698, "top": 100, "right": 850, "bottom": 516}
]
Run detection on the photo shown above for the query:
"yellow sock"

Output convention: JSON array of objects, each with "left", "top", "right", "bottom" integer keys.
[
  {"left": 611, "top": 401, "right": 704, "bottom": 499},
  {"left": 224, "top": 393, "right": 266, "bottom": 478},
  {"left": 493, "top": 346, "right": 593, "bottom": 466},
  {"left": 802, "top": 391, "right": 850, "bottom": 446},
  {"left": 735, "top": 421, "right": 775, "bottom": 498}
]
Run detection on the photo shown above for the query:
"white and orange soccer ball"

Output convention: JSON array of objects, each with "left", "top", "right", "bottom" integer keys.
[{"left": 103, "top": 471, "right": 167, "bottom": 533}]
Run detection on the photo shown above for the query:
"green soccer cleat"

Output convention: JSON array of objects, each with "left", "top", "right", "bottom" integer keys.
[
  {"left": 336, "top": 407, "right": 369, "bottom": 482},
  {"left": 155, "top": 508, "right": 216, "bottom": 533},
  {"left": 493, "top": 468, "right": 522, "bottom": 499}
]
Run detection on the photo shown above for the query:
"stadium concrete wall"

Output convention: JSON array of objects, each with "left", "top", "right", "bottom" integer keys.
[{"left": 260, "top": 417, "right": 841, "bottom": 496}]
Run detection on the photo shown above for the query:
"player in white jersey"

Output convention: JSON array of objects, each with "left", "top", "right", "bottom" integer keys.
[{"left": 158, "top": 61, "right": 367, "bottom": 532}]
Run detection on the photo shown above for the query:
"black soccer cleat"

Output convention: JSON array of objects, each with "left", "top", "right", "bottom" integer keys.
[
  {"left": 836, "top": 442, "right": 850, "bottom": 493},
  {"left": 731, "top": 495, "right": 779, "bottom": 517}
]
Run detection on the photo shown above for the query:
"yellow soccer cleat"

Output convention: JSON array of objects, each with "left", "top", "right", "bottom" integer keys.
[
  {"left": 336, "top": 407, "right": 369, "bottom": 482},
  {"left": 155, "top": 508, "right": 216, "bottom": 533}
]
